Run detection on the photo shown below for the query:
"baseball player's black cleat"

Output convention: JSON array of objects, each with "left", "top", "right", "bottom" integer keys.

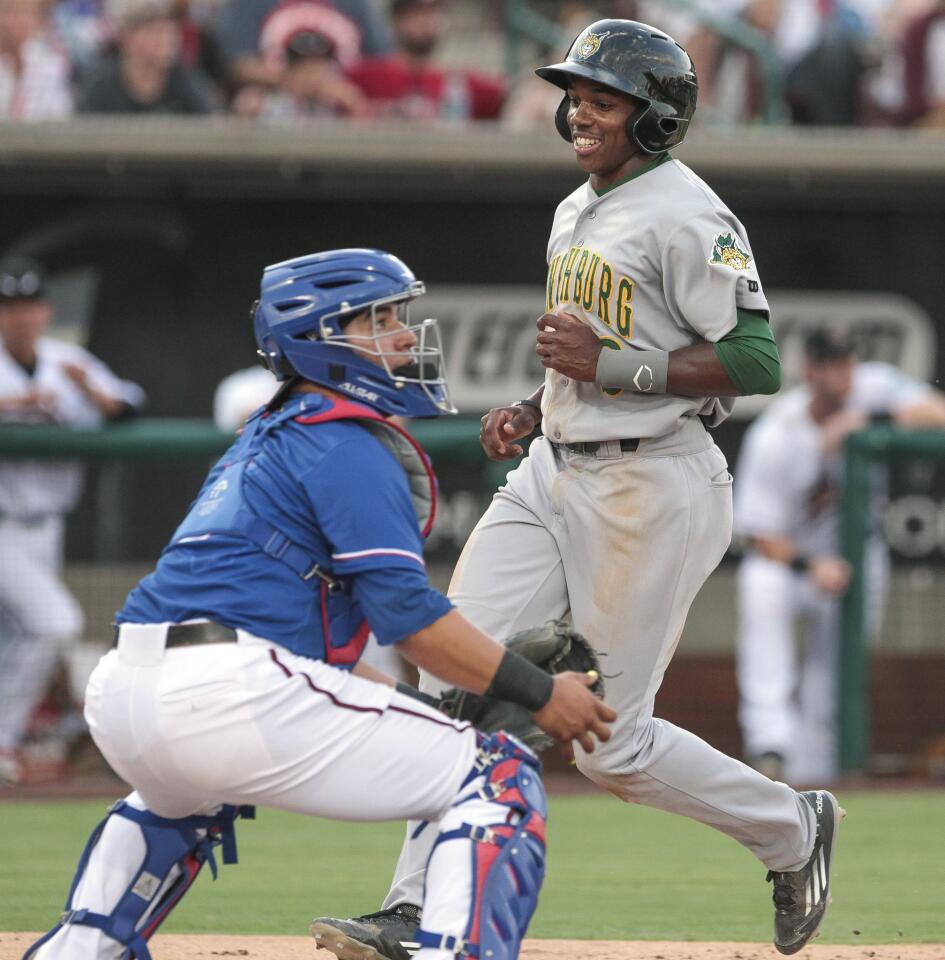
[
  {"left": 767, "top": 790, "right": 845, "bottom": 955},
  {"left": 311, "top": 904, "right": 421, "bottom": 960}
]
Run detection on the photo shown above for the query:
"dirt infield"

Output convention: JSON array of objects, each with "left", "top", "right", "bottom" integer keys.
[{"left": 3, "top": 934, "right": 944, "bottom": 960}]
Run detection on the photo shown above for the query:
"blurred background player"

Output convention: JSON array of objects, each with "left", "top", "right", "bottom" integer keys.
[
  {"left": 0, "top": 256, "right": 145, "bottom": 788},
  {"left": 23, "top": 246, "right": 614, "bottom": 960},
  {"left": 734, "top": 328, "right": 945, "bottom": 784}
]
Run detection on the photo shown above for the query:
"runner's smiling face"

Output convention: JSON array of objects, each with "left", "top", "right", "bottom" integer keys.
[{"left": 565, "top": 75, "right": 647, "bottom": 189}]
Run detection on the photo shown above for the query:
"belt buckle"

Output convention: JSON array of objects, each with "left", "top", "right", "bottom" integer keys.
[{"left": 595, "top": 439, "right": 622, "bottom": 460}]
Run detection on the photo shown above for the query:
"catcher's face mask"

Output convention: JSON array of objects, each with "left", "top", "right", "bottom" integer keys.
[{"left": 254, "top": 248, "right": 455, "bottom": 418}]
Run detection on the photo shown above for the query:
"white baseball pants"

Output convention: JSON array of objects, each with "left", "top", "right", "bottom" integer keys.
[
  {"left": 32, "top": 626, "right": 501, "bottom": 960},
  {"left": 736, "top": 540, "right": 889, "bottom": 782},
  {"left": 0, "top": 515, "right": 83, "bottom": 754}
]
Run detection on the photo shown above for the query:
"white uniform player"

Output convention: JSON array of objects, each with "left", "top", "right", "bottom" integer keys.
[
  {"left": 0, "top": 257, "right": 145, "bottom": 787},
  {"left": 313, "top": 21, "right": 842, "bottom": 959},
  {"left": 735, "top": 332, "right": 945, "bottom": 783}
]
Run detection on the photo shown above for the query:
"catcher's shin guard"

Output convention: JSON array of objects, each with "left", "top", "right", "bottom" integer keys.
[
  {"left": 23, "top": 800, "right": 254, "bottom": 960},
  {"left": 417, "top": 731, "right": 547, "bottom": 960}
]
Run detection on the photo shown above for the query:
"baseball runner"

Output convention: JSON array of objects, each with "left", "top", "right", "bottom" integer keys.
[
  {"left": 311, "top": 21, "right": 843, "bottom": 958},
  {"left": 0, "top": 256, "right": 145, "bottom": 788},
  {"left": 735, "top": 329, "right": 945, "bottom": 783},
  {"left": 23, "top": 248, "right": 614, "bottom": 960}
]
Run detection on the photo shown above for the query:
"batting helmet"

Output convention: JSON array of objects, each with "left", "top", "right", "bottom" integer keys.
[
  {"left": 253, "top": 248, "right": 454, "bottom": 418},
  {"left": 536, "top": 19, "right": 697, "bottom": 155}
]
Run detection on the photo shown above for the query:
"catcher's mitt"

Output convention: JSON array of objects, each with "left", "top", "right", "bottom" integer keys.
[{"left": 439, "top": 619, "right": 604, "bottom": 752}]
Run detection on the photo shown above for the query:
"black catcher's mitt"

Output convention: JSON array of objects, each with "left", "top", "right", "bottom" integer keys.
[{"left": 438, "top": 619, "right": 604, "bottom": 752}]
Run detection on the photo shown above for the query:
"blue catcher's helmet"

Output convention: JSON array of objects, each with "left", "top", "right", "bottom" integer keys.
[{"left": 253, "top": 248, "right": 455, "bottom": 418}]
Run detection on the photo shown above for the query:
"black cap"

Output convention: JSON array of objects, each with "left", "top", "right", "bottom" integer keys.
[
  {"left": 804, "top": 329, "right": 855, "bottom": 362},
  {"left": 392, "top": 0, "right": 443, "bottom": 14},
  {"left": 0, "top": 256, "right": 47, "bottom": 302},
  {"left": 284, "top": 29, "right": 336, "bottom": 62}
]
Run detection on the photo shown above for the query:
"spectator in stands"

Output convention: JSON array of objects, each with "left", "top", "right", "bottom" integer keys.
[
  {"left": 77, "top": 0, "right": 216, "bottom": 113},
  {"left": 870, "top": 0, "right": 945, "bottom": 126},
  {"left": 173, "top": 0, "right": 230, "bottom": 103},
  {"left": 219, "top": 0, "right": 388, "bottom": 108},
  {"left": 347, "top": 0, "right": 505, "bottom": 121},
  {"left": 249, "top": 2, "right": 368, "bottom": 119},
  {"left": 711, "top": 0, "right": 875, "bottom": 125},
  {"left": 0, "top": 0, "right": 73, "bottom": 119},
  {"left": 501, "top": 3, "right": 598, "bottom": 131},
  {"left": 0, "top": 256, "right": 145, "bottom": 788},
  {"left": 55, "top": 0, "right": 227, "bottom": 93},
  {"left": 53, "top": 0, "right": 110, "bottom": 80}
]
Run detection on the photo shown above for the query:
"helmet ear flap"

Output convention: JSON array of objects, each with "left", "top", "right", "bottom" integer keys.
[{"left": 554, "top": 95, "right": 572, "bottom": 142}]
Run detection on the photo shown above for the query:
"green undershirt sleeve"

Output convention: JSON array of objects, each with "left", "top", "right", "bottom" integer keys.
[{"left": 713, "top": 308, "right": 782, "bottom": 396}]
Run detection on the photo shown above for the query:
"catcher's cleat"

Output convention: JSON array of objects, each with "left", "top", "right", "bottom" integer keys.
[
  {"left": 310, "top": 904, "right": 421, "bottom": 960},
  {"left": 768, "top": 790, "right": 845, "bottom": 955}
]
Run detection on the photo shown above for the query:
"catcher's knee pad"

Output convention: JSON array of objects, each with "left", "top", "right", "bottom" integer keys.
[
  {"left": 418, "top": 731, "right": 547, "bottom": 960},
  {"left": 23, "top": 800, "right": 254, "bottom": 960}
]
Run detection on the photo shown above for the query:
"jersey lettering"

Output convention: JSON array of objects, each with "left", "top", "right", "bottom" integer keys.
[
  {"left": 558, "top": 248, "right": 580, "bottom": 304},
  {"left": 615, "top": 277, "right": 634, "bottom": 338},
  {"left": 581, "top": 254, "right": 601, "bottom": 311},
  {"left": 572, "top": 250, "right": 589, "bottom": 306},
  {"left": 546, "top": 244, "right": 634, "bottom": 341},
  {"left": 597, "top": 262, "right": 613, "bottom": 328},
  {"left": 545, "top": 254, "right": 561, "bottom": 311}
]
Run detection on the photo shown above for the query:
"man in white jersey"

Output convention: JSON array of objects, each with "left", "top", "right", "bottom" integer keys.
[
  {"left": 735, "top": 329, "right": 945, "bottom": 784},
  {"left": 0, "top": 257, "right": 145, "bottom": 787},
  {"left": 313, "top": 19, "right": 842, "bottom": 958}
]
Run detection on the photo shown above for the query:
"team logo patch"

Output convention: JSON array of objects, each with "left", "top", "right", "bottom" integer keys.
[
  {"left": 709, "top": 233, "right": 752, "bottom": 271},
  {"left": 574, "top": 31, "right": 609, "bottom": 60}
]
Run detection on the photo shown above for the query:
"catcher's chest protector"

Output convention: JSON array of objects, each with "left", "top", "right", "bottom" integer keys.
[{"left": 168, "top": 394, "right": 437, "bottom": 666}]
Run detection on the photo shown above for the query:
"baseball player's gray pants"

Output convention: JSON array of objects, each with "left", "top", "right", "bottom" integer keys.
[{"left": 384, "top": 419, "right": 815, "bottom": 910}]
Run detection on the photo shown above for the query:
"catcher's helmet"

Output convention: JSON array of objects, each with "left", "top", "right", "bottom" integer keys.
[
  {"left": 536, "top": 19, "right": 697, "bottom": 155},
  {"left": 253, "top": 248, "right": 455, "bottom": 418}
]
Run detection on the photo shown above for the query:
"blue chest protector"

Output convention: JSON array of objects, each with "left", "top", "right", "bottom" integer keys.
[
  {"left": 161, "top": 393, "right": 437, "bottom": 667},
  {"left": 171, "top": 400, "right": 336, "bottom": 585}
]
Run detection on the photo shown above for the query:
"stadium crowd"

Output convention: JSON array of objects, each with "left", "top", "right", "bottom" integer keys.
[{"left": 0, "top": 0, "right": 943, "bottom": 127}]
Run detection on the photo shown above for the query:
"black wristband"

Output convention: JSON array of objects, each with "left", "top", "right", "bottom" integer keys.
[
  {"left": 395, "top": 681, "right": 441, "bottom": 709},
  {"left": 486, "top": 649, "right": 554, "bottom": 712},
  {"left": 789, "top": 555, "right": 810, "bottom": 573},
  {"left": 513, "top": 398, "right": 542, "bottom": 419}
]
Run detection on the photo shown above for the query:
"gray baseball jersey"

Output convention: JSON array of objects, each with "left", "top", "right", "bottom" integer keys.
[{"left": 542, "top": 158, "right": 769, "bottom": 442}]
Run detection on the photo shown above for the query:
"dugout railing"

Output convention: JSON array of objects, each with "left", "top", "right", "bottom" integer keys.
[
  {"left": 839, "top": 426, "right": 945, "bottom": 774},
  {"left": 3, "top": 419, "right": 942, "bottom": 777}
]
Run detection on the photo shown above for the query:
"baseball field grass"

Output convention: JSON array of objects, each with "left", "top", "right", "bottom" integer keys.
[{"left": 2, "top": 790, "right": 942, "bottom": 945}]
